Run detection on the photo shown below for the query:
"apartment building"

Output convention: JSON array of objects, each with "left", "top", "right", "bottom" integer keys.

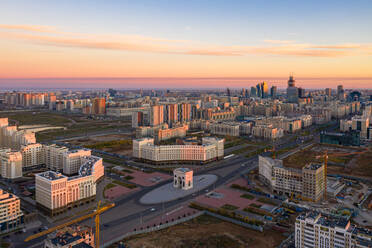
[
  {"left": 154, "top": 124, "right": 188, "bottom": 142},
  {"left": 209, "top": 109, "right": 236, "bottom": 121},
  {"left": 44, "top": 225, "right": 95, "bottom": 248},
  {"left": 340, "top": 115, "right": 371, "bottom": 140},
  {"left": 0, "top": 149, "right": 22, "bottom": 179},
  {"left": 21, "top": 143, "right": 44, "bottom": 168},
  {"left": 35, "top": 155, "right": 103, "bottom": 216},
  {"left": 252, "top": 124, "right": 284, "bottom": 140},
  {"left": 135, "top": 123, "right": 168, "bottom": 138},
  {"left": 165, "top": 103, "right": 178, "bottom": 125},
  {"left": 0, "top": 189, "right": 24, "bottom": 233},
  {"left": 209, "top": 121, "right": 253, "bottom": 137},
  {"left": 259, "top": 156, "right": 325, "bottom": 202},
  {"left": 150, "top": 105, "right": 164, "bottom": 126},
  {"left": 133, "top": 137, "right": 224, "bottom": 164},
  {"left": 92, "top": 97, "right": 106, "bottom": 115},
  {"left": 44, "top": 144, "right": 69, "bottom": 171},
  {"left": 62, "top": 149, "right": 92, "bottom": 175},
  {"left": 106, "top": 106, "right": 150, "bottom": 118},
  {"left": 255, "top": 116, "right": 303, "bottom": 133},
  {"left": 0, "top": 118, "right": 36, "bottom": 150},
  {"left": 295, "top": 211, "right": 372, "bottom": 248}
]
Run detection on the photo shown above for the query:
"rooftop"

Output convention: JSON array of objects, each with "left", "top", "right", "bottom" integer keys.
[
  {"left": 38, "top": 171, "right": 66, "bottom": 181},
  {"left": 304, "top": 163, "right": 323, "bottom": 170},
  {"left": 174, "top": 168, "right": 192, "bottom": 173}
]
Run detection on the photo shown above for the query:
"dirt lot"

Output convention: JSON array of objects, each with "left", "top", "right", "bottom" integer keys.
[
  {"left": 68, "top": 134, "right": 133, "bottom": 155},
  {"left": 121, "top": 215, "right": 286, "bottom": 248},
  {"left": 283, "top": 144, "right": 372, "bottom": 179}
]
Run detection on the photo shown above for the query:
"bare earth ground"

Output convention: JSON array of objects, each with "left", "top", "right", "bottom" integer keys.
[
  {"left": 68, "top": 134, "right": 133, "bottom": 156},
  {"left": 122, "top": 215, "right": 286, "bottom": 248},
  {"left": 283, "top": 144, "right": 372, "bottom": 179}
]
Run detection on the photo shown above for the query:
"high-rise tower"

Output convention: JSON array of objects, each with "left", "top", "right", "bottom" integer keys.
[{"left": 287, "top": 75, "right": 299, "bottom": 103}]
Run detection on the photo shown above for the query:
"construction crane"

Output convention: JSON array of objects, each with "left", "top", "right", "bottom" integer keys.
[
  {"left": 25, "top": 201, "right": 115, "bottom": 248},
  {"left": 316, "top": 148, "right": 368, "bottom": 201},
  {"left": 265, "top": 144, "right": 276, "bottom": 159}
]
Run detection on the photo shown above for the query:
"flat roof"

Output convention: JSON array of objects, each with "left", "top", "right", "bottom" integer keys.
[{"left": 38, "top": 171, "right": 66, "bottom": 181}]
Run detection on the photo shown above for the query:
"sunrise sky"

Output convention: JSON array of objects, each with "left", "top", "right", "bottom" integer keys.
[{"left": 1, "top": 0, "right": 372, "bottom": 88}]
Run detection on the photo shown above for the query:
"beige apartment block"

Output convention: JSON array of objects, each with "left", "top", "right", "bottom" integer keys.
[{"left": 0, "top": 149, "right": 22, "bottom": 179}]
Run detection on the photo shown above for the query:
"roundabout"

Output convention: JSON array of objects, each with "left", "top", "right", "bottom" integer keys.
[{"left": 139, "top": 174, "right": 218, "bottom": 205}]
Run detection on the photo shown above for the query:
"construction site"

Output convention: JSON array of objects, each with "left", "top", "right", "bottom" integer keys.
[{"left": 256, "top": 143, "right": 372, "bottom": 227}]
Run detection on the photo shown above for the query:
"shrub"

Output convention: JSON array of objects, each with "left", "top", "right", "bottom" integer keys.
[
  {"left": 221, "top": 204, "right": 239, "bottom": 211},
  {"left": 240, "top": 193, "right": 254, "bottom": 200}
]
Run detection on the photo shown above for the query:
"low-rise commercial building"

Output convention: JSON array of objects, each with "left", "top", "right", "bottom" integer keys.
[
  {"left": 133, "top": 137, "right": 224, "bottom": 164},
  {"left": 320, "top": 131, "right": 360, "bottom": 146}
]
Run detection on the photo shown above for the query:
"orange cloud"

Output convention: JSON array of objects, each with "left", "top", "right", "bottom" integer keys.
[
  {"left": 0, "top": 24, "right": 371, "bottom": 58},
  {"left": 0, "top": 24, "right": 58, "bottom": 33},
  {"left": 263, "top": 39, "right": 296, "bottom": 44}
]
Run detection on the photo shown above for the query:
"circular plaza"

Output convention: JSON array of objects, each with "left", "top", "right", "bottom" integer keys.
[{"left": 139, "top": 174, "right": 218, "bottom": 205}]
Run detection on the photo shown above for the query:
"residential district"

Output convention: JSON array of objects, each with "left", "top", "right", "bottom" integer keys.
[{"left": 0, "top": 77, "right": 371, "bottom": 248}]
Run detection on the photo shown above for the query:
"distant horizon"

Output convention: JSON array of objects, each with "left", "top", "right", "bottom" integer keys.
[{"left": 0, "top": 76, "right": 371, "bottom": 90}]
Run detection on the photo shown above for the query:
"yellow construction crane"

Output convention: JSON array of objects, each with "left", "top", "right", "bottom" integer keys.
[
  {"left": 265, "top": 144, "right": 276, "bottom": 159},
  {"left": 317, "top": 148, "right": 367, "bottom": 201},
  {"left": 25, "top": 201, "right": 115, "bottom": 248}
]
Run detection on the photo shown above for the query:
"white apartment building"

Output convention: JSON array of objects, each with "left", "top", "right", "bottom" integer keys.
[
  {"left": 252, "top": 124, "right": 284, "bottom": 140},
  {"left": 35, "top": 155, "right": 103, "bottom": 216},
  {"left": 63, "top": 149, "right": 92, "bottom": 175},
  {"left": 255, "top": 116, "right": 303, "bottom": 133},
  {"left": 295, "top": 211, "right": 372, "bottom": 248},
  {"left": 133, "top": 137, "right": 224, "bottom": 164},
  {"left": 0, "top": 149, "right": 22, "bottom": 179},
  {"left": 340, "top": 116, "right": 370, "bottom": 140},
  {"left": 209, "top": 121, "right": 253, "bottom": 137},
  {"left": 0, "top": 189, "right": 24, "bottom": 233},
  {"left": 21, "top": 143, "right": 44, "bottom": 168},
  {"left": 106, "top": 106, "right": 150, "bottom": 117},
  {"left": 0, "top": 118, "right": 36, "bottom": 150},
  {"left": 154, "top": 124, "right": 189, "bottom": 142},
  {"left": 300, "top": 114, "right": 313, "bottom": 128},
  {"left": 44, "top": 144, "right": 69, "bottom": 171}
]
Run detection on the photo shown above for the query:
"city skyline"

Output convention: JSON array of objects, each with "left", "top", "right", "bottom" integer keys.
[
  {"left": 1, "top": 0, "right": 372, "bottom": 89},
  {"left": 0, "top": 77, "right": 371, "bottom": 89}
]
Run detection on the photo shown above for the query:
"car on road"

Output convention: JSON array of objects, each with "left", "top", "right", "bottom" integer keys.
[{"left": 150, "top": 208, "right": 156, "bottom": 212}]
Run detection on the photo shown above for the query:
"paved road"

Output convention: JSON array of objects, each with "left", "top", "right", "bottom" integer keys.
[{"left": 13, "top": 122, "right": 339, "bottom": 247}]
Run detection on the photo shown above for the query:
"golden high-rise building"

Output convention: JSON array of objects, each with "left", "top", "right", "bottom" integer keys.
[{"left": 92, "top": 98, "right": 106, "bottom": 115}]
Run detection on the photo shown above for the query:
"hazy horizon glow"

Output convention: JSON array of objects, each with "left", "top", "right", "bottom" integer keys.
[
  {"left": 0, "top": 77, "right": 371, "bottom": 90},
  {"left": 1, "top": 0, "right": 372, "bottom": 87}
]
